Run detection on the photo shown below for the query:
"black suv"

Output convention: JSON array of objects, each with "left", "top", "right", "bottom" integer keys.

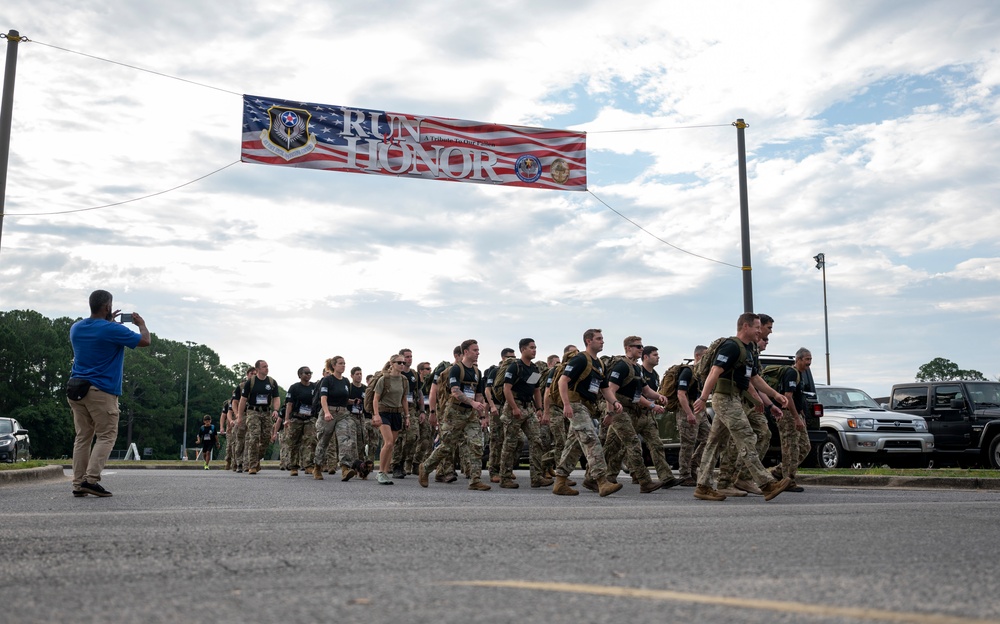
[
  {"left": 887, "top": 381, "right": 1000, "bottom": 468},
  {"left": 0, "top": 417, "right": 31, "bottom": 463}
]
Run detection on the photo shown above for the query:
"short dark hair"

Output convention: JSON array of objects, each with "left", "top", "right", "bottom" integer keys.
[
  {"left": 759, "top": 313, "right": 774, "bottom": 326},
  {"left": 203, "top": 415, "right": 212, "bottom": 421},
  {"left": 583, "top": 328, "right": 602, "bottom": 345},
  {"left": 641, "top": 345, "right": 657, "bottom": 358},
  {"left": 297, "top": 366, "right": 310, "bottom": 376},
  {"left": 460, "top": 339, "right": 478, "bottom": 354},
  {"left": 563, "top": 344, "right": 577, "bottom": 355},
  {"left": 694, "top": 345, "right": 708, "bottom": 358},
  {"left": 517, "top": 338, "right": 534, "bottom": 352},
  {"left": 398, "top": 348, "right": 412, "bottom": 356},
  {"left": 254, "top": 359, "right": 267, "bottom": 369},
  {"left": 501, "top": 347, "right": 515, "bottom": 358},
  {"left": 350, "top": 366, "right": 362, "bottom": 375},
  {"left": 737, "top": 313, "right": 760, "bottom": 331},
  {"left": 89, "top": 289, "right": 112, "bottom": 314},
  {"left": 453, "top": 345, "right": 462, "bottom": 356}
]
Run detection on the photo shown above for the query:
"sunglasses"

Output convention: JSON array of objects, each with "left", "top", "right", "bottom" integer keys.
[
  {"left": 302, "top": 371, "right": 313, "bottom": 375},
  {"left": 393, "top": 361, "right": 405, "bottom": 365},
  {"left": 628, "top": 344, "right": 643, "bottom": 349}
]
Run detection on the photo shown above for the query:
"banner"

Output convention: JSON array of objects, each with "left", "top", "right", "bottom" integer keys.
[{"left": 241, "top": 95, "right": 586, "bottom": 191}]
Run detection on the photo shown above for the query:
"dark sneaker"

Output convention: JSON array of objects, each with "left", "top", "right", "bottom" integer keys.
[
  {"left": 659, "top": 476, "right": 680, "bottom": 489},
  {"left": 443, "top": 474, "right": 458, "bottom": 483},
  {"left": 72, "top": 489, "right": 87, "bottom": 497},
  {"left": 678, "top": 476, "right": 698, "bottom": 487},
  {"left": 391, "top": 467, "right": 406, "bottom": 480},
  {"left": 78, "top": 481, "right": 112, "bottom": 497},
  {"left": 786, "top": 481, "right": 805, "bottom": 493}
]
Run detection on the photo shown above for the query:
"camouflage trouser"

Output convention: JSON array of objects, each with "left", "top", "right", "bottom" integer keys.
[
  {"left": 556, "top": 402, "right": 607, "bottom": 479},
  {"left": 677, "top": 408, "right": 710, "bottom": 479},
  {"left": 222, "top": 433, "right": 232, "bottom": 467},
  {"left": 415, "top": 418, "right": 434, "bottom": 467},
  {"left": 718, "top": 403, "right": 770, "bottom": 488},
  {"left": 633, "top": 409, "right": 673, "bottom": 482},
  {"left": 543, "top": 406, "right": 568, "bottom": 470},
  {"left": 777, "top": 409, "right": 811, "bottom": 480},
  {"left": 603, "top": 407, "right": 652, "bottom": 483},
  {"left": 422, "top": 405, "right": 484, "bottom": 484},
  {"left": 358, "top": 416, "right": 382, "bottom": 465},
  {"left": 231, "top": 420, "right": 247, "bottom": 469},
  {"left": 243, "top": 409, "right": 271, "bottom": 472},
  {"left": 278, "top": 427, "right": 289, "bottom": 469},
  {"left": 314, "top": 407, "right": 350, "bottom": 469},
  {"left": 697, "top": 393, "right": 775, "bottom": 489},
  {"left": 500, "top": 401, "right": 543, "bottom": 482},
  {"left": 487, "top": 406, "right": 504, "bottom": 477},
  {"left": 391, "top": 405, "right": 419, "bottom": 469},
  {"left": 285, "top": 417, "right": 317, "bottom": 471}
]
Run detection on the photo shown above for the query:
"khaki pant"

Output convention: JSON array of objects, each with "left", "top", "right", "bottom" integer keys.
[
  {"left": 69, "top": 386, "right": 120, "bottom": 488},
  {"left": 676, "top": 408, "right": 710, "bottom": 479},
  {"left": 556, "top": 402, "right": 608, "bottom": 479},
  {"left": 778, "top": 409, "right": 811, "bottom": 480},
  {"left": 697, "top": 393, "right": 775, "bottom": 489}
]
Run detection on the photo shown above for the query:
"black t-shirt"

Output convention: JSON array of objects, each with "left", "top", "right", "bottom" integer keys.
[
  {"left": 319, "top": 375, "right": 351, "bottom": 408},
  {"left": 198, "top": 424, "right": 217, "bottom": 447},
  {"left": 483, "top": 364, "right": 500, "bottom": 399},
  {"left": 402, "top": 369, "right": 421, "bottom": 407},
  {"left": 241, "top": 376, "right": 279, "bottom": 409},
  {"left": 220, "top": 399, "right": 230, "bottom": 419},
  {"left": 542, "top": 367, "right": 558, "bottom": 392},
  {"left": 503, "top": 359, "right": 542, "bottom": 404},
  {"left": 563, "top": 353, "right": 606, "bottom": 403},
  {"left": 608, "top": 359, "right": 644, "bottom": 404},
  {"left": 448, "top": 363, "right": 484, "bottom": 402},
  {"left": 779, "top": 367, "right": 804, "bottom": 413},
  {"left": 349, "top": 382, "right": 366, "bottom": 415},
  {"left": 712, "top": 339, "right": 752, "bottom": 391},
  {"left": 285, "top": 382, "right": 315, "bottom": 419},
  {"left": 641, "top": 366, "right": 660, "bottom": 392},
  {"left": 676, "top": 366, "right": 700, "bottom": 403}
]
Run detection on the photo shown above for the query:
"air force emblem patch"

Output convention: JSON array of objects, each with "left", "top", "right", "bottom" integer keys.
[{"left": 261, "top": 106, "right": 317, "bottom": 161}]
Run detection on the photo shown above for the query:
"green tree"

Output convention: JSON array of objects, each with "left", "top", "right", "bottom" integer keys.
[{"left": 915, "top": 357, "right": 988, "bottom": 382}]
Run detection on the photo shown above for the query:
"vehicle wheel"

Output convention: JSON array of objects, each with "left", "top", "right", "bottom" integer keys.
[
  {"left": 988, "top": 436, "right": 1000, "bottom": 469},
  {"left": 818, "top": 434, "right": 848, "bottom": 469}
]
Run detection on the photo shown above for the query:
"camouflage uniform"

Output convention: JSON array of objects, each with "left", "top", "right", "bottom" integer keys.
[
  {"left": 285, "top": 416, "right": 317, "bottom": 472},
  {"left": 603, "top": 405, "right": 652, "bottom": 483},
  {"left": 499, "top": 401, "right": 544, "bottom": 482},
  {"left": 777, "top": 407, "right": 810, "bottom": 480},
  {"left": 230, "top": 419, "right": 247, "bottom": 471},
  {"left": 421, "top": 403, "right": 485, "bottom": 485},
  {"left": 676, "top": 408, "right": 710, "bottom": 480},
  {"left": 484, "top": 364, "right": 505, "bottom": 480},
  {"left": 632, "top": 407, "right": 674, "bottom": 482},
  {"left": 697, "top": 394, "right": 775, "bottom": 489},
  {"left": 555, "top": 401, "right": 607, "bottom": 479},
  {"left": 242, "top": 407, "right": 271, "bottom": 472},
  {"left": 314, "top": 406, "right": 351, "bottom": 469},
  {"left": 716, "top": 402, "right": 770, "bottom": 489}
]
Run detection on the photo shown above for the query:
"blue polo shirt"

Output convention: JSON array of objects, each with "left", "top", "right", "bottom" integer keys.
[{"left": 69, "top": 318, "right": 143, "bottom": 396}]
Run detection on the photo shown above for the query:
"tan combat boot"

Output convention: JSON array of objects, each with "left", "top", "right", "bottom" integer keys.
[
  {"left": 582, "top": 476, "right": 599, "bottom": 492},
  {"left": 552, "top": 475, "right": 579, "bottom": 496},
  {"left": 341, "top": 466, "right": 357, "bottom": 481},
  {"left": 694, "top": 484, "right": 727, "bottom": 501},
  {"left": 500, "top": 478, "right": 519, "bottom": 489},
  {"left": 597, "top": 477, "right": 623, "bottom": 497},
  {"left": 418, "top": 464, "right": 429, "bottom": 488},
  {"left": 760, "top": 477, "right": 792, "bottom": 501},
  {"left": 289, "top": 469, "right": 298, "bottom": 476},
  {"left": 313, "top": 465, "right": 324, "bottom": 480},
  {"left": 531, "top": 476, "right": 554, "bottom": 488},
  {"left": 468, "top": 481, "right": 492, "bottom": 491}
]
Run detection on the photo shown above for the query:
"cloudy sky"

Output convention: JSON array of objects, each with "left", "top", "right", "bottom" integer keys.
[{"left": 1, "top": 1, "right": 998, "bottom": 398}]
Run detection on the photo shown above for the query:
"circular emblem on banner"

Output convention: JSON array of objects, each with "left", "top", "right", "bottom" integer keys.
[
  {"left": 280, "top": 111, "right": 299, "bottom": 127},
  {"left": 515, "top": 154, "right": 543, "bottom": 183},
  {"left": 550, "top": 158, "right": 570, "bottom": 184}
]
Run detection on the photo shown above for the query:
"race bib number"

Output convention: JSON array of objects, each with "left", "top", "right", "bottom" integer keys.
[
  {"left": 463, "top": 386, "right": 475, "bottom": 399},
  {"left": 202, "top": 433, "right": 212, "bottom": 441},
  {"left": 526, "top": 372, "right": 541, "bottom": 385},
  {"left": 745, "top": 365, "right": 753, "bottom": 380},
  {"left": 255, "top": 394, "right": 269, "bottom": 405},
  {"left": 406, "top": 392, "right": 414, "bottom": 404},
  {"left": 632, "top": 390, "right": 642, "bottom": 404},
  {"left": 351, "top": 404, "right": 361, "bottom": 414},
  {"left": 588, "top": 378, "right": 601, "bottom": 394},
  {"left": 298, "top": 405, "right": 312, "bottom": 416}
]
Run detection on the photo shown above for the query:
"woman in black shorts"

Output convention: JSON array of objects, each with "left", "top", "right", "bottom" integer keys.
[{"left": 372, "top": 355, "right": 410, "bottom": 485}]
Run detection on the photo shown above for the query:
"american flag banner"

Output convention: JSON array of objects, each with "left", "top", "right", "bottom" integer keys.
[{"left": 241, "top": 95, "right": 586, "bottom": 191}]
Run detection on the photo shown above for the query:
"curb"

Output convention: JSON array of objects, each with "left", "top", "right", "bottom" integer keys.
[
  {"left": 796, "top": 474, "right": 1000, "bottom": 491},
  {"left": 0, "top": 465, "right": 66, "bottom": 486}
]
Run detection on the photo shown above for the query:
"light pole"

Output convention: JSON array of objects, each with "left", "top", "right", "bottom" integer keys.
[
  {"left": 182, "top": 341, "right": 195, "bottom": 459},
  {"left": 814, "top": 253, "right": 831, "bottom": 385}
]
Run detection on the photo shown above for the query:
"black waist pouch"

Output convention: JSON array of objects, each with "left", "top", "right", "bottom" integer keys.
[{"left": 66, "top": 378, "right": 92, "bottom": 401}]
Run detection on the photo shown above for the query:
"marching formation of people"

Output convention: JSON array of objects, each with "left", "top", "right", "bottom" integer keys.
[{"left": 212, "top": 313, "right": 814, "bottom": 501}]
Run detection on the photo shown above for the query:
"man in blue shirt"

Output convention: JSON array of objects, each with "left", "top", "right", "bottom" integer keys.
[{"left": 68, "top": 290, "right": 151, "bottom": 497}]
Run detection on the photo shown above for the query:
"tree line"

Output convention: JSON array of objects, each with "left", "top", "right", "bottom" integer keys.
[{"left": 0, "top": 309, "right": 258, "bottom": 459}]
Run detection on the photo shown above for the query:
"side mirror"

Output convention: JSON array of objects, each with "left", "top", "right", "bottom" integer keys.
[
  {"left": 16, "top": 428, "right": 28, "bottom": 436},
  {"left": 880, "top": 403, "right": 889, "bottom": 410},
  {"left": 950, "top": 398, "right": 966, "bottom": 410}
]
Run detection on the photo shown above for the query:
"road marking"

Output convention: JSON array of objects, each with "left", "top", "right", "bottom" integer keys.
[{"left": 448, "top": 580, "right": 999, "bottom": 624}]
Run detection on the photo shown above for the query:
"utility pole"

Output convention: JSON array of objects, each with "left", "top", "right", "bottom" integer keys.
[
  {"left": 734, "top": 119, "right": 753, "bottom": 313},
  {"left": 182, "top": 341, "right": 195, "bottom": 459},
  {"left": 0, "top": 30, "right": 25, "bottom": 256},
  {"left": 814, "top": 253, "right": 831, "bottom": 385}
]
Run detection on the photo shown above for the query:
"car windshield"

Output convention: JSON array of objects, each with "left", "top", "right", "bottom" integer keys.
[
  {"left": 0, "top": 420, "right": 12, "bottom": 434},
  {"left": 816, "top": 388, "right": 881, "bottom": 410},
  {"left": 966, "top": 383, "right": 1000, "bottom": 408}
]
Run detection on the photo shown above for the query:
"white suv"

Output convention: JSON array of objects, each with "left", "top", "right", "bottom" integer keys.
[{"left": 815, "top": 386, "right": 934, "bottom": 468}]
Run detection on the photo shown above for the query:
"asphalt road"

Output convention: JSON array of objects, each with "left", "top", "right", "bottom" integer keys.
[{"left": 2, "top": 468, "right": 1000, "bottom": 624}]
